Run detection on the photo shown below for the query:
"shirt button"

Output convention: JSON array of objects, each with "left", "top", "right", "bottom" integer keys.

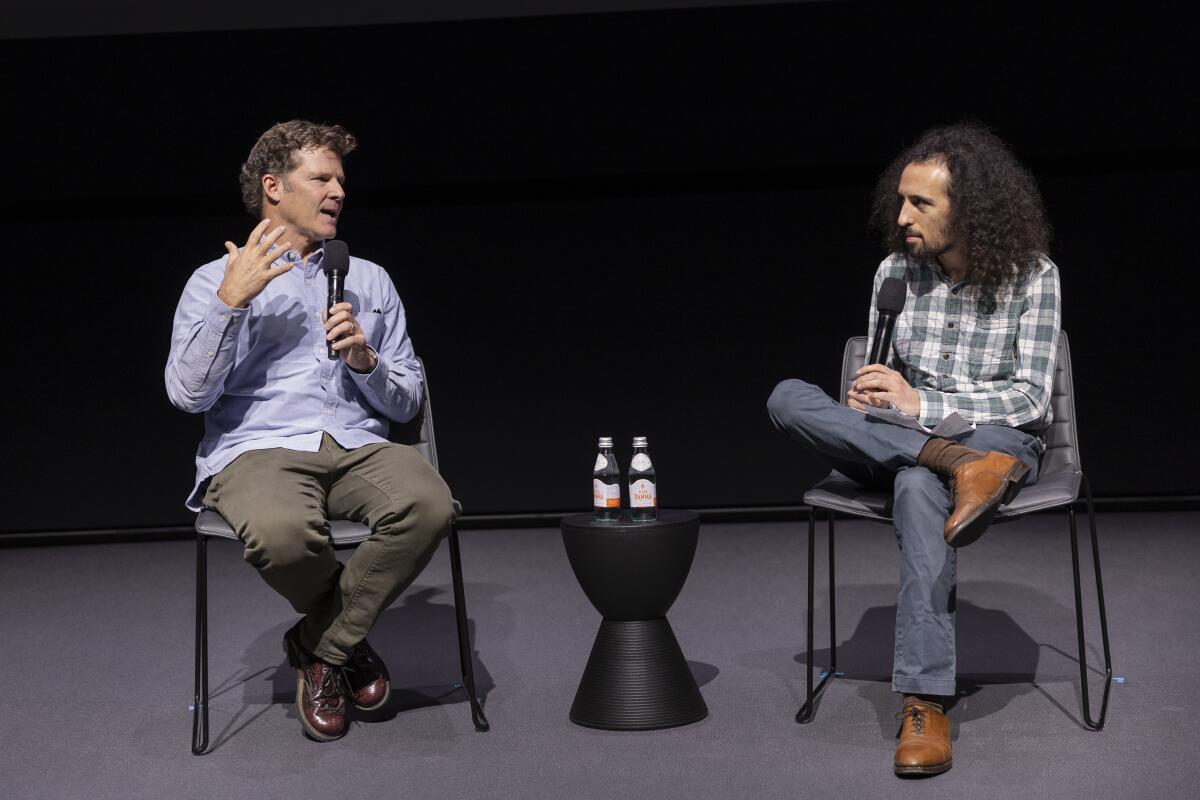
[
  {"left": 206, "top": 351, "right": 214, "bottom": 357},
  {"left": 324, "top": 408, "right": 334, "bottom": 416},
  {"left": 947, "top": 322, "right": 955, "bottom": 328},
  {"left": 314, "top": 312, "right": 321, "bottom": 319},
  {"left": 941, "top": 373, "right": 950, "bottom": 378},
  {"left": 218, "top": 314, "right": 227, "bottom": 322},
  {"left": 943, "top": 353, "right": 951, "bottom": 360}
]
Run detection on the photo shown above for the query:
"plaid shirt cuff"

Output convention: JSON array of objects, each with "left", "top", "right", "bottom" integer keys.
[{"left": 916, "top": 388, "right": 946, "bottom": 428}]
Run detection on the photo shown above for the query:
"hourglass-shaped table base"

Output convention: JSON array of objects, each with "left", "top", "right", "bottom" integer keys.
[{"left": 561, "top": 510, "right": 708, "bottom": 730}]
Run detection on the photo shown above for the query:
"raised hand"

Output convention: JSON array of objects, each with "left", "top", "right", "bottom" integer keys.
[{"left": 215, "top": 220, "right": 294, "bottom": 309}]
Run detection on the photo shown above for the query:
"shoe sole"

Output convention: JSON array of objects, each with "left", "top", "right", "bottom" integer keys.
[
  {"left": 895, "top": 759, "right": 953, "bottom": 777},
  {"left": 295, "top": 671, "right": 348, "bottom": 742},
  {"left": 944, "top": 461, "right": 1030, "bottom": 549}
]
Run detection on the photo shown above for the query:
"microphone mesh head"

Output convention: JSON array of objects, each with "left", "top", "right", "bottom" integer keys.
[
  {"left": 877, "top": 277, "right": 907, "bottom": 314},
  {"left": 323, "top": 239, "right": 350, "bottom": 276}
]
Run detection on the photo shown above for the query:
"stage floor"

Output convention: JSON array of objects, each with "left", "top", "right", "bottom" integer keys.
[{"left": 1, "top": 512, "right": 1193, "bottom": 799}]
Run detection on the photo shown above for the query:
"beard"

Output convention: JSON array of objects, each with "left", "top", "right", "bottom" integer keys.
[{"left": 903, "top": 231, "right": 954, "bottom": 262}]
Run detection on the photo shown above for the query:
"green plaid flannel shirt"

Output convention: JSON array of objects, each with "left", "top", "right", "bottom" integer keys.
[{"left": 866, "top": 253, "right": 1061, "bottom": 431}]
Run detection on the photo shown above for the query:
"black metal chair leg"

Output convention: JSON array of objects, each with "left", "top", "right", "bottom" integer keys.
[
  {"left": 827, "top": 513, "right": 837, "bottom": 678},
  {"left": 447, "top": 524, "right": 490, "bottom": 732},
  {"left": 797, "top": 509, "right": 836, "bottom": 723},
  {"left": 1070, "top": 473, "right": 1112, "bottom": 730},
  {"left": 797, "top": 510, "right": 816, "bottom": 722},
  {"left": 192, "top": 534, "right": 209, "bottom": 755}
]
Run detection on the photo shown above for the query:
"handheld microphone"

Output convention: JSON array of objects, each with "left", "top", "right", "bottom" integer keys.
[
  {"left": 868, "top": 277, "right": 907, "bottom": 366},
  {"left": 324, "top": 240, "right": 350, "bottom": 359}
]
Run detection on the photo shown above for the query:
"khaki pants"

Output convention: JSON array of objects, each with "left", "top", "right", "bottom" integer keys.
[{"left": 204, "top": 433, "right": 454, "bottom": 665}]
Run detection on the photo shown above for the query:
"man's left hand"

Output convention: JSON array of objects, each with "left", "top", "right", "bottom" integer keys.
[
  {"left": 324, "top": 302, "right": 377, "bottom": 373},
  {"left": 848, "top": 363, "right": 920, "bottom": 416}
]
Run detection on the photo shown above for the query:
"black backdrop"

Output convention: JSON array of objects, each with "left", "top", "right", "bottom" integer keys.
[{"left": 3, "top": 3, "right": 1197, "bottom": 534}]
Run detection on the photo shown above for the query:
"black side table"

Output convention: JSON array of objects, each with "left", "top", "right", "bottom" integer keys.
[{"left": 560, "top": 510, "right": 708, "bottom": 730}]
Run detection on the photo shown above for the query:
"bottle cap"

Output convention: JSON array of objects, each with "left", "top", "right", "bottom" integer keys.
[
  {"left": 598, "top": 436, "right": 613, "bottom": 448},
  {"left": 632, "top": 436, "right": 648, "bottom": 448}
]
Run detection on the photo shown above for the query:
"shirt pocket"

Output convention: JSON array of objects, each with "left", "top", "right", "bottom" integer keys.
[
  {"left": 968, "top": 316, "right": 1019, "bottom": 381},
  {"left": 357, "top": 311, "right": 386, "bottom": 350}
]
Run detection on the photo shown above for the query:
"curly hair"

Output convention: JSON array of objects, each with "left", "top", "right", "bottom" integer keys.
[
  {"left": 238, "top": 120, "right": 357, "bottom": 215},
  {"left": 870, "top": 122, "right": 1051, "bottom": 312}
]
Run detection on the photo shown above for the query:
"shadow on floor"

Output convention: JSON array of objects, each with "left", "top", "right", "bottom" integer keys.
[
  {"left": 205, "top": 584, "right": 499, "bottom": 749},
  {"left": 790, "top": 580, "right": 1099, "bottom": 734},
  {"left": 688, "top": 660, "right": 720, "bottom": 689}
]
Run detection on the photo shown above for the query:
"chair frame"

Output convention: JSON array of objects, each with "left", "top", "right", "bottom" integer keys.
[
  {"left": 795, "top": 333, "right": 1112, "bottom": 730},
  {"left": 191, "top": 359, "right": 490, "bottom": 754}
]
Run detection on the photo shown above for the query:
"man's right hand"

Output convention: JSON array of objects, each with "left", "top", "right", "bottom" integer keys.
[{"left": 215, "top": 220, "right": 294, "bottom": 309}]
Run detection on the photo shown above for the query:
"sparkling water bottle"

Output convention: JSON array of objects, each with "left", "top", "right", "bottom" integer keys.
[
  {"left": 628, "top": 436, "right": 658, "bottom": 522},
  {"left": 592, "top": 436, "right": 621, "bottom": 522}
]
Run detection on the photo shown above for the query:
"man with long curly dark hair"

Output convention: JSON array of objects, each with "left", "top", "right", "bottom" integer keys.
[{"left": 768, "top": 122, "right": 1061, "bottom": 776}]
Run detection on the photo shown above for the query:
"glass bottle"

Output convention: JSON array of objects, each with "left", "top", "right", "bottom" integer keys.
[
  {"left": 628, "top": 436, "right": 658, "bottom": 522},
  {"left": 592, "top": 436, "right": 621, "bottom": 522}
]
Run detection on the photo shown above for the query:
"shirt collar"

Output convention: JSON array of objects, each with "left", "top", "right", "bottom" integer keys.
[
  {"left": 921, "top": 256, "right": 974, "bottom": 290},
  {"left": 271, "top": 240, "right": 328, "bottom": 279}
]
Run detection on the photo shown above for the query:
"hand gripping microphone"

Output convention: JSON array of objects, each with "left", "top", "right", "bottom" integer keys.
[
  {"left": 868, "top": 277, "right": 907, "bottom": 366},
  {"left": 323, "top": 240, "right": 350, "bottom": 359}
]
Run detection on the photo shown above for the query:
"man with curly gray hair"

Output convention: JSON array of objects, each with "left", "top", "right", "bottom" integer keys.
[
  {"left": 166, "top": 120, "right": 453, "bottom": 742},
  {"left": 768, "top": 122, "right": 1061, "bottom": 777}
]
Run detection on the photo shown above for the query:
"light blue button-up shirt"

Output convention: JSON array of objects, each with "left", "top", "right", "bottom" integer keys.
[{"left": 165, "top": 245, "right": 423, "bottom": 510}]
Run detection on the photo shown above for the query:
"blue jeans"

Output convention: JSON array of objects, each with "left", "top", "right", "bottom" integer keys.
[{"left": 767, "top": 379, "right": 1041, "bottom": 695}]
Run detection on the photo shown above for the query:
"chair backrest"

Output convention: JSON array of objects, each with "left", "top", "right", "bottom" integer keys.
[
  {"left": 388, "top": 356, "right": 441, "bottom": 473},
  {"left": 839, "top": 332, "right": 1080, "bottom": 473}
]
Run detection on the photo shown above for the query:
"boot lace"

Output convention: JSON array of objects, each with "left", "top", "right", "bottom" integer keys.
[
  {"left": 896, "top": 702, "right": 940, "bottom": 734},
  {"left": 305, "top": 663, "right": 345, "bottom": 712}
]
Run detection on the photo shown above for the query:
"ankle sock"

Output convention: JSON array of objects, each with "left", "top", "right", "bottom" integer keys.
[
  {"left": 917, "top": 438, "right": 985, "bottom": 477},
  {"left": 902, "top": 693, "right": 946, "bottom": 711}
]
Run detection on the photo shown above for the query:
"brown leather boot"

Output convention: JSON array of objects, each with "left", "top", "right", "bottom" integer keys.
[
  {"left": 284, "top": 623, "right": 348, "bottom": 741},
  {"left": 943, "top": 452, "right": 1030, "bottom": 547},
  {"left": 343, "top": 639, "right": 391, "bottom": 711},
  {"left": 894, "top": 698, "right": 952, "bottom": 776},
  {"left": 296, "top": 659, "right": 349, "bottom": 741},
  {"left": 917, "top": 439, "right": 1030, "bottom": 548}
]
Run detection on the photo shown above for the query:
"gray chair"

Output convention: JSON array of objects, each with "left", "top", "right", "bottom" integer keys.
[
  {"left": 191, "top": 358, "right": 490, "bottom": 754},
  {"left": 796, "top": 332, "right": 1111, "bottom": 729}
]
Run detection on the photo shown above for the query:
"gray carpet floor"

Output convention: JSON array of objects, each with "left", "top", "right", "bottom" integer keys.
[{"left": 0, "top": 511, "right": 1194, "bottom": 800}]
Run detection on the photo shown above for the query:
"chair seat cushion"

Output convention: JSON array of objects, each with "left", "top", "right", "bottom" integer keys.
[
  {"left": 996, "top": 466, "right": 1081, "bottom": 515},
  {"left": 804, "top": 472, "right": 894, "bottom": 521},
  {"left": 195, "top": 495, "right": 464, "bottom": 548},
  {"left": 804, "top": 465, "right": 1082, "bottom": 521},
  {"left": 195, "top": 509, "right": 371, "bottom": 546}
]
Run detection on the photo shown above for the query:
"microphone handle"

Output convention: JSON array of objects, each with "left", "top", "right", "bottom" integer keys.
[
  {"left": 868, "top": 311, "right": 896, "bottom": 366},
  {"left": 327, "top": 273, "right": 344, "bottom": 359}
]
